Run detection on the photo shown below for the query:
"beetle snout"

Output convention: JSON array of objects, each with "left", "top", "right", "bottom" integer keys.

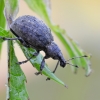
[{"left": 60, "top": 60, "right": 66, "bottom": 68}]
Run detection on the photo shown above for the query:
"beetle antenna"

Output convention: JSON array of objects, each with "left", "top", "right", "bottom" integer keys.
[
  {"left": 66, "top": 62, "right": 79, "bottom": 68},
  {"left": 67, "top": 55, "right": 88, "bottom": 62}
]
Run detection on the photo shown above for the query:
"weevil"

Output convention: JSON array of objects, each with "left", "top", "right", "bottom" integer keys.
[{"left": 0, "top": 15, "right": 87, "bottom": 77}]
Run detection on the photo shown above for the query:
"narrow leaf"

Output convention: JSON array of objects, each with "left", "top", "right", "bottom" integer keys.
[
  {"left": 0, "top": 27, "right": 9, "bottom": 36},
  {"left": 20, "top": 45, "right": 67, "bottom": 87},
  {"left": 0, "top": 0, "right": 6, "bottom": 55},
  {"left": 7, "top": 40, "right": 29, "bottom": 100},
  {"left": 43, "top": 0, "right": 51, "bottom": 17},
  {"left": 24, "top": 0, "right": 51, "bottom": 25},
  {"left": 0, "top": 0, "right": 5, "bottom": 28},
  {"left": 0, "top": 24, "right": 29, "bottom": 100},
  {"left": 52, "top": 25, "right": 91, "bottom": 75},
  {"left": 4, "top": 0, "right": 29, "bottom": 99},
  {"left": 0, "top": 27, "right": 9, "bottom": 57},
  {"left": 0, "top": 27, "right": 9, "bottom": 48}
]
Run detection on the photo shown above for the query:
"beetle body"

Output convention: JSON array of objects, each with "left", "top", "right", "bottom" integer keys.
[
  {"left": 10, "top": 15, "right": 66, "bottom": 72},
  {"left": 10, "top": 15, "right": 53, "bottom": 51}
]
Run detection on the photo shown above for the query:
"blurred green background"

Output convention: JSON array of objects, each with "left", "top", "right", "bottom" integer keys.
[{"left": 0, "top": 0, "right": 100, "bottom": 100}]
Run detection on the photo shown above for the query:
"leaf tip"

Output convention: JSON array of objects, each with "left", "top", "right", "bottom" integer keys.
[
  {"left": 84, "top": 54, "right": 92, "bottom": 59},
  {"left": 64, "top": 84, "right": 68, "bottom": 89},
  {"left": 85, "top": 68, "right": 92, "bottom": 77}
]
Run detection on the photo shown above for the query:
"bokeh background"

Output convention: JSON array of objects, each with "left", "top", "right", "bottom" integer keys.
[{"left": 0, "top": 0, "right": 100, "bottom": 100}]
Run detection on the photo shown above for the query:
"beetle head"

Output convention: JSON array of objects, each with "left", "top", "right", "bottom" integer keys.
[
  {"left": 46, "top": 42, "right": 66, "bottom": 68},
  {"left": 58, "top": 52, "right": 66, "bottom": 67}
]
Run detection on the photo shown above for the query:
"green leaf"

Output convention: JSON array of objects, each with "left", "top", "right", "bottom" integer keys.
[
  {"left": 4, "top": 0, "right": 29, "bottom": 99},
  {"left": 24, "top": 0, "right": 51, "bottom": 25},
  {"left": 7, "top": 40, "right": 29, "bottom": 100},
  {"left": 20, "top": 45, "right": 67, "bottom": 87},
  {"left": 0, "top": 27, "right": 9, "bottom": 48},
  {"left": 0, "top": 27, "right": 10, "bottom": 47},
  {"left": 0, "top": 27, "right": 9, "bottom": 36},
  {"left": 0, "top": 28, "right": 29, "bottom": 99},
  {"left": 0, "top": 27, "right": 9, "bottom": 57},
  {"left": 25, "top": 0, "right": 91, "bottom": 76},
  {"left": 51, "top": 25, "right": 91, "bottom": 76},
  {"left": 70, "top": 40, "right": 91, "bottom": 76},
  {"left": 0, "top": 0, "right": 5, "bottom": 28},
  {"left": 0, "top": 0, "right": 6, "bottom": 55}
]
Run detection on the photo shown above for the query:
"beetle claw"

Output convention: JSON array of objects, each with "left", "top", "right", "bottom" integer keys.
[
  {"left": 16, "top": 62, "right": 23, "bottom": 65},
  {"left": 46, "top": 77, "right": 51, "bottom": 81},
  {"left": 35, "top": 71, "right": 42, "bottom": 75},
  {"left": 17, "top": 61, "right": 26, "bottom": 65}
]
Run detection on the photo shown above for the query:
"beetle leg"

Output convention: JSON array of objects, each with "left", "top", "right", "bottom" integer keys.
[
  {"left": 52, "top": 60, "right": 60, "bottom": 73},
  {"left": 0, "top": 36, "right": 19, "bottom": 40},
  {"left": 35, "top": 56, "right": 48, "bottom": 75},
  {"left": 46, "top": 60, "right": 59, "bottom": 81},
  {"left": 17, "top": 52, "right": 39, "bottom": 65},
  {"left": 0, "top": 36, "right": 30, "bottom": 47}
]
